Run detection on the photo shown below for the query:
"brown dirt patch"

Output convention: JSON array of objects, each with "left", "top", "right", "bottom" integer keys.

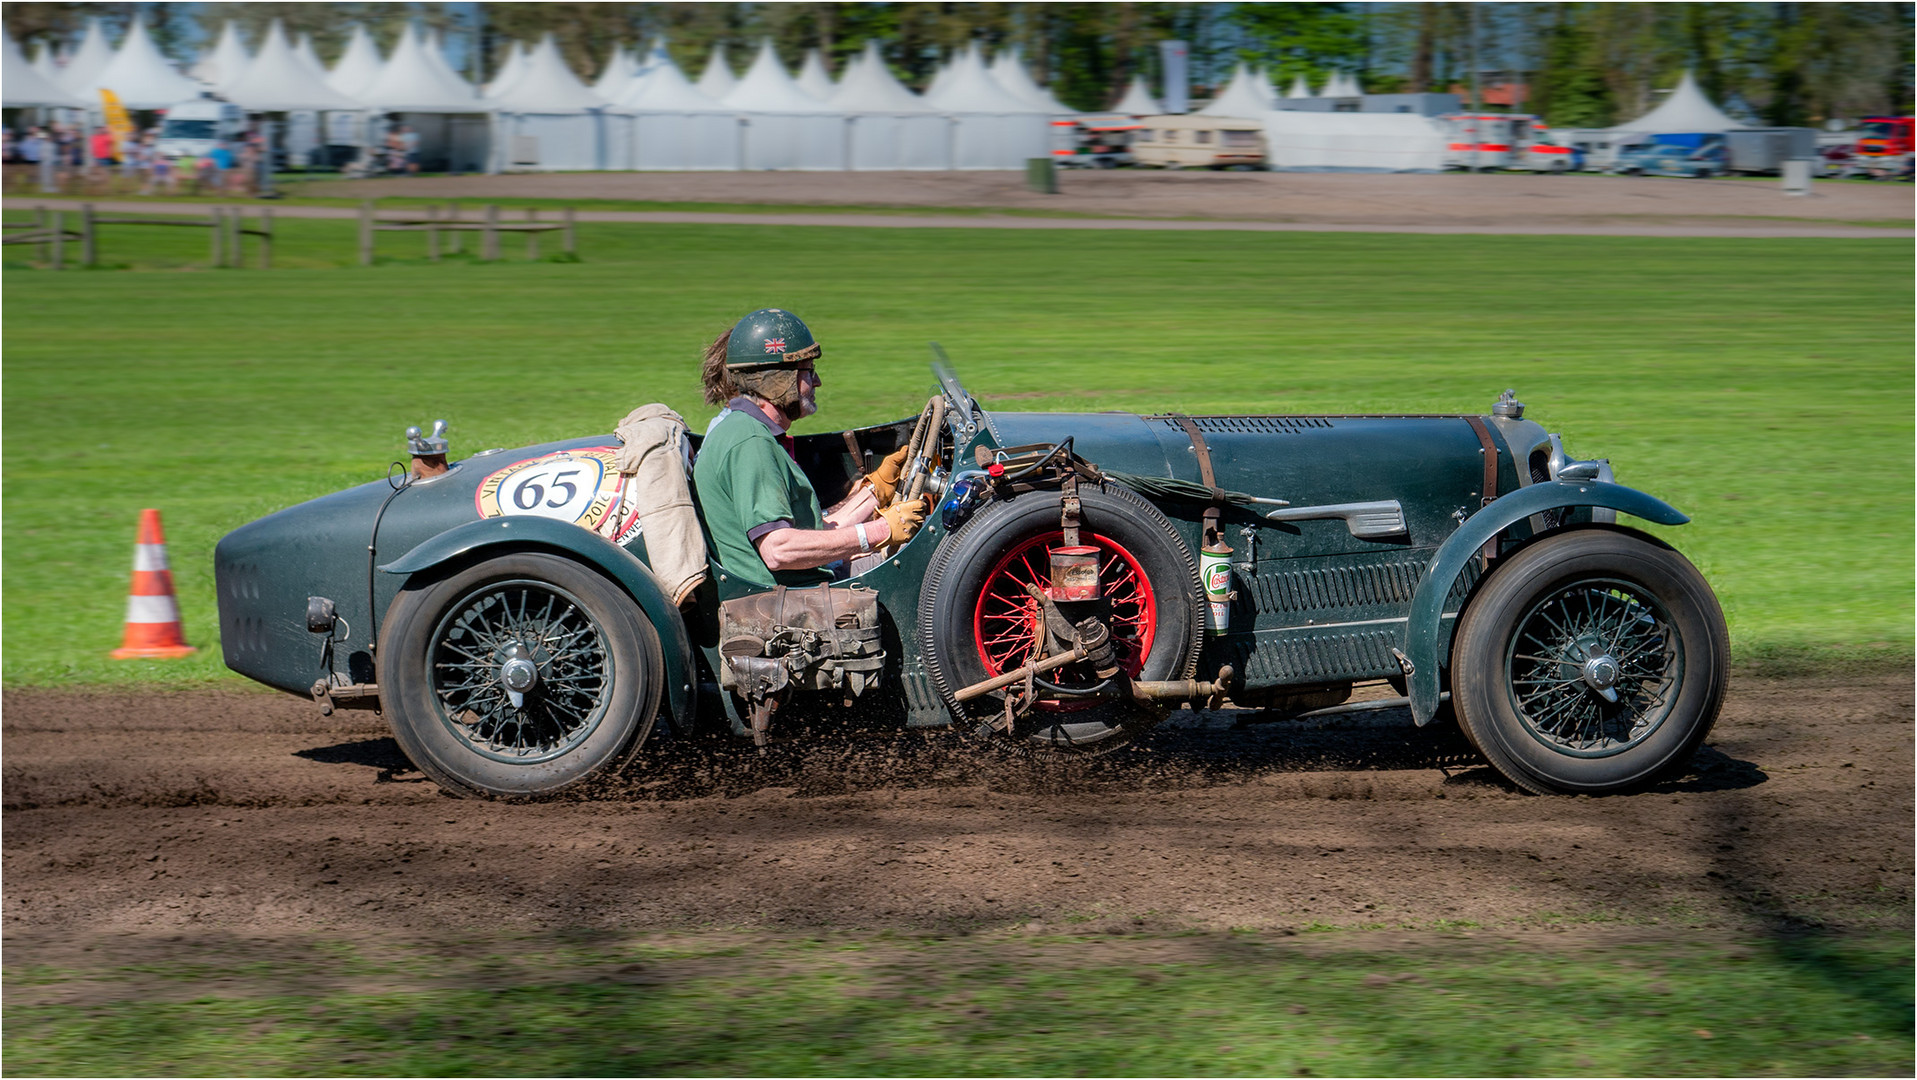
[
  {"left": 4, "top": 672, "right": 1909, "bottom": 978},
  {"left": 291, "top": 170, "right": 1914, "bottom": 235}
]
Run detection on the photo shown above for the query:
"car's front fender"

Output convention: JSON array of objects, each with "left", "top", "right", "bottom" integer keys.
[
  {"left": 379, "top": 517, "right": 696, "bottom": 734},
  {"left": 1404, "top": 481, "right": 1690, "bottom": 726}
]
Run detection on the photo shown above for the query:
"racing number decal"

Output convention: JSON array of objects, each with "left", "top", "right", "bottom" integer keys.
[{"left": 476, "top": 447, "right": 638, "bottom": 541}]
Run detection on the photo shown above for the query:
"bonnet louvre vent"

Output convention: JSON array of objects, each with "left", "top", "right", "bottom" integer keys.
[{"left": 1154, "top": 416, "right": 1335, "bottom": 435}]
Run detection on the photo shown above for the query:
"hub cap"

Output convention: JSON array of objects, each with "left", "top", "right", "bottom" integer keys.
[
  {"left": 429, "top": 579, "right": 611, "bottom": 763},
  {"left": 1505, "top": 577, "right": 1683, "bottom": 758}
]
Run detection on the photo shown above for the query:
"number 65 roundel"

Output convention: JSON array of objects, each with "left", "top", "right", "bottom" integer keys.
[{"left": 475, "top": 447, "right": 640, "bottom": 543}]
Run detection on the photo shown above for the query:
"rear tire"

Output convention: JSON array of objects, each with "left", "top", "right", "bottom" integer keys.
[
  {"left": 1450, "top": 528, "right": 1727, "bottom": 795},
  {"left": 378, "top": 552, "right": 663, "bottom": 799}
]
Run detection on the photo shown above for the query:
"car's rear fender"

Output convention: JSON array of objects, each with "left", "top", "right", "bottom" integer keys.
[
  {"left": 1404, "top": 480, "right": 1690, "bottom": 726},
  {"left": 379, "top": 517, "right": 697, "bottom": 735}
]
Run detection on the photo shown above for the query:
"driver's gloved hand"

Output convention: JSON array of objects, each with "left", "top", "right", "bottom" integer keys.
[
  {"left": 865, "top": 445, "right": 914, "bottom": 505},
  {"left": 876, "top": 495, "right": 929, "bottom": 545}
]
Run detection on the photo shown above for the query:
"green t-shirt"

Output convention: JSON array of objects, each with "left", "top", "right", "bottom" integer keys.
[{"left": 694, "top": 408, "right": 832, "bottom": 588}]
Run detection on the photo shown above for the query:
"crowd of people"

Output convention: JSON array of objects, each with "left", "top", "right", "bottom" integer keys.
[{"left": 3, "top": 121, "right": 264, "bottom": 195}]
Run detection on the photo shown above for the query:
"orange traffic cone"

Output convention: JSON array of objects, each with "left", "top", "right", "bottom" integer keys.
[{"left": 111, "top": 509, "right": 197, "bottom": 659}]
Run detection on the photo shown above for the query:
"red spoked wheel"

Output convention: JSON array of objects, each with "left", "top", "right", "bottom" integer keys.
[
  {"left": 972, "top": 531, "right": 1157, "bottom": 710},
  {"left": 920, "top": 483, "right": 1203, "bottom": 753}
]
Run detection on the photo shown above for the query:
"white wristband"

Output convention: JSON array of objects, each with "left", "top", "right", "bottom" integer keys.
[{"left": 856, "top": 521, "right": 872, "bottom": 554}]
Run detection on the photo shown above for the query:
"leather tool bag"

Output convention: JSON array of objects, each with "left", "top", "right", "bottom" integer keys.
[{"left": 718, "top": 584, "right": 886, "bottom": 699}]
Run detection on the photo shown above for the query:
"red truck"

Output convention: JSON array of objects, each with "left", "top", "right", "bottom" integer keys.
[{"left": 1849, "top": 115, "right": 1913, "bottom": 178}]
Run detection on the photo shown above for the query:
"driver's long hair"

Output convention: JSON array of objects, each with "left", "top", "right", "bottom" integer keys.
[{"left": 700, "top": 327, "right": 736, "bottom": 406}]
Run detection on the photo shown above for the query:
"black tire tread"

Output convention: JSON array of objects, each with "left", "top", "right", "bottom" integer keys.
[
  {"left": 918, "top": 481, "right": 1202, "bottom": 753},
  {"left": 1451, "top": 526, "right": 1728, "bottom": 795}
]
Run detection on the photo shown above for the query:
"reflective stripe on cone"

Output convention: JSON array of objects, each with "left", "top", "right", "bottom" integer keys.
[{"left": 112, "top": 508, "right": 197, "bottom": 659}]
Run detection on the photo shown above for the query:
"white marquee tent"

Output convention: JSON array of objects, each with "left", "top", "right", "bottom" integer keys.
[
  {"left": 56, "top": 18, "right": 115, "bottom": 94},
  {"left": 593, "top": 46, "right": 637, "bottom": 101},
  {"left": 4, "top": 31, "right": 89, "bottom": 108},
  {"left": 1198, "top": 63, "right": 1441, "bottom": 170},
  {"left": 359, "top": 24, "right": 489, "bottom": 172},
  {"left": 795, "top": 48, "right": 836, "bottom": 102},
  {"left": 361, "top": 24, "right": 482, "bottom": 111},
  {"left": 927, "top": 43, "right": 1049, "bottom": 168},
  {"left": 73, "top": 17, "right": 204, "bottom": 110},
  {"left": 425, "top": 29, "right": 475, "bottom": 98},
  {"left": 695, "top": 45, "right": 738, "bottom": 101},
  {"left": 490, "top": 34, "right": 616, "bottom": 171},
  {"left": 326, "top": 26, "right": 385, "bottom": 99},
  {"left": 619, "top": 53, "right": 740, "bottom": 170},
  {"left": 989, "top": 47, "right": 1072, "bottom": 114},
  {"left": 1260, "top": 110, "right": 1444, "bottom": 170},
  {"left": 1612, "top": 70, "right": 1743, "bottom": 135},
  {"left": 724, "top": 40, "right": 845, "bottom": 170},
  {"left": 223, "top": 21, "right": 362, "bottom": 111},
  {"left": 485, "top": 42, "right": 529, "bottom": 99},
  {"left": 31, "top": 41, "right": 63, "bottom": 84},
  {"left": 293, "top": 33, "right": 328, "bottom": 80},
  {"left": 1284, "top": 74, "right": 1313, "bottom": 100},
  {"left": 1112, "top": 74, "right": 1161, "bottom": 115},
  {"left": 835, "top": 39, "right": 949, "bottom": 170},
  {"left": 1199, "top": 63, "right": 1272, "bottom": 120},
  {"left": 190, "top": 22, "right": 251, "bottom": 89}
]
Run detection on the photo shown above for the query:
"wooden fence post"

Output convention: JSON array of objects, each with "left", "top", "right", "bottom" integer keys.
[
  {"left": 526, "top": 207, "right": 539, "bottom": 260},
  {"left": 448, "top": 201, "right": 462, "bottom": 255},
  {"left": 81, "top": 203, "right": 96, "bottom": 267},
  {"left": 261, "top": 206, "right": 273, "bottom": 269},
  {"left": 427, "top": 204, "right": 440, "bottom": 262},
  {"left": 483, "top": 204, "right": 499, "bottom": 261},
  {"left": 230, "top": 208, "right": 243, "bottom": 266},
  {"left": 359, "top": 199, "right": 374, "bottom": 266},
  {"left": 50, "top": 208, "right": 64, "bottom": 270},
  {"left": 210, "top": 206, "right": 223, "bottom": 267},
  {"left": 34, "top": 206, "right": 46, "bottom": 265},
  {"left": 563, "top": 207, "right": 575, "bottom": 254}
]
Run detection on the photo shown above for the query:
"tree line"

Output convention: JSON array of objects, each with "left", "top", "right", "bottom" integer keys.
[{"left": 5, "top": 2, "right": 1910, "bottom": 124}]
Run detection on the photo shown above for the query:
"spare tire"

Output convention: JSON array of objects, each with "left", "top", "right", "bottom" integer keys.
[{"left": 919, "top": 482, "right": 1203, "bottom": 752}]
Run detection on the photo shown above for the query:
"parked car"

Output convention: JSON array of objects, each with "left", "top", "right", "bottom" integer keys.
[
  {"left": 1615, "top": 138, "right": 1727, "bottom": 178},
  {"left": 216, "top": 369, "right": 1727, "bottom": 800}
]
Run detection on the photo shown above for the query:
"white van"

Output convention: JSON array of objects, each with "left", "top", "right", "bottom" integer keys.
[{"left": 154, "top": 98, "right": 247, "bottom": 160}]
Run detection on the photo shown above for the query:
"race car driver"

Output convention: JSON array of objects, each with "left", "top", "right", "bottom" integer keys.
[{"left": 693, "top": 308, "right": 927, "bottom": 588}]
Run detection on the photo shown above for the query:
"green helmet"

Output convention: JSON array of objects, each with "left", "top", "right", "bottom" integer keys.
[{"left": 725, "top": 308, "right": 821, "bottom": 370}]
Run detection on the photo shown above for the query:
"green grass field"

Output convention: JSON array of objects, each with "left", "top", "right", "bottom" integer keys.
[
  {"left": 4, "top": 928, "right": 1910, "bottom": 1076},
  {"left": 4, "top": 215, "right": 1908, "bottom": 685}
]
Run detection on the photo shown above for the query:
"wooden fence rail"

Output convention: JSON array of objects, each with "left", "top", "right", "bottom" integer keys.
[
  {"left": 3, "top": 204, "right": 272, "bottom": 269},
  {"left": 359, "top": 201, "right": 576, "bottom": 266},
  {"left": 5, "top": 201, "right": 576, "bottom": 270}
]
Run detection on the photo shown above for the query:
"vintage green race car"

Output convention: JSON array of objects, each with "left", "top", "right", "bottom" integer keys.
[{"left": 215, "top": 367, "right": 1727, "bottom": 799}]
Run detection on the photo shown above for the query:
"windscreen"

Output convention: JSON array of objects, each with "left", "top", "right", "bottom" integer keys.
[
  {"left": 161, "top": 119, "right": 218, "bottom": 140},
  {"left": 1863, "top": 120, "right": 1897, "bottom": 138}
]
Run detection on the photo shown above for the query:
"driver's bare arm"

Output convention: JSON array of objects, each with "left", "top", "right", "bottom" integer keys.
[
  {"left": 823, "top": 485, "right": 878, "bottom": 528},
  {"left": 756, "top": 519, "right": 889, "bottom": 572}
]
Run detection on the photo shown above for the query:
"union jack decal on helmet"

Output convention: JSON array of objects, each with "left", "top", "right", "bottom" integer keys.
[{"left": 764, "top": 338, "right": 786, "bottom": 352}]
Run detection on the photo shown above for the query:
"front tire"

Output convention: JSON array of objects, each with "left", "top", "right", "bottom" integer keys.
[
  {"left": 1450, "top": 528, "right": 1727, "bottom": 795},
  {"left": 377, "top": 552, "right": 664, "bottom": 799}
]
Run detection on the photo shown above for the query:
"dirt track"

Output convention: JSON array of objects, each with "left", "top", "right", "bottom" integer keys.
[
  {"left": 293, "top": 169, "right": 1915, "bottom": 237},
  {"left": 4, "top": 672, "right": 1909, "bottom": 970}
]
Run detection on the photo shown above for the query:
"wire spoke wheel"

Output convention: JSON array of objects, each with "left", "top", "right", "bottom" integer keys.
[
  {"left": 973, "top": 530, "right": 1157, "bottom": 712},
  {"left": 1452, "top": 528, "right": 1728, "bottom": 795},
  {"left": 1505, "top": 577, "right": 1681, "bottom": 758},
  {"left": 430, "top": 579, "right": 610, "bottom": 764},
  {"left": 921, "top": 483, "right": 1202, "bottom": 755},
  {"left": 379, "top": 553, "right": 664, "bottom": 799}
]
